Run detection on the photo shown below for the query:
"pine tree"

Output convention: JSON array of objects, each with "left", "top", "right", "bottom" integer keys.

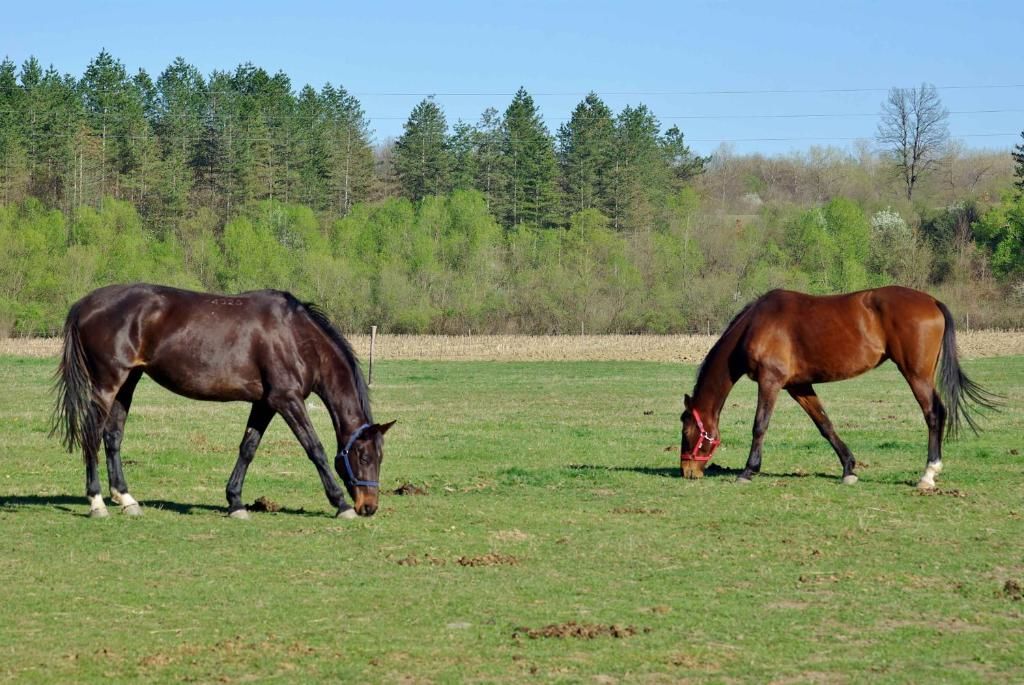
[
  {"left": 0, "top": 58, "right": 28, "bottom": 203},
  {"left": 196, "top": 70, "right": 237, "bottom": 216},
  {"left": 611, "top": 104, "right": 664, "bottom": 231},
  {"left": 322, "top": 83, "right": 374, "bottom": 214},
  {"left": 155, "top": 58, "right": 207, "bottom": 221},
  {"left": 80, "top": 50, "right": 154, "bottom": 204},
  {"left": 449, "top": 108, "right": 504, "bottom": 211},
  {"left": 660, "top": 125, "right": 707, "bottom": 190},
  {"left": 294, "top": 85, "right": 330, "bottom": 209},
  {"left": 393, "top": 97, "right": 452, "bottom": 201},
  {"left": 501, "top": 87, "right": 559, "bottom": 228},
  {"left": 1013, "top": 130, "right": 1024, "bottom": 193},
  {"left": 557, "top": 92, "right": 615, "bottom": 217},
  {"left": 22, "top": 59, "right": 83, "bottom": 211}
]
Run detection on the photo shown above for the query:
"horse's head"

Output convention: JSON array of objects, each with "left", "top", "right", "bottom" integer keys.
[
  {"left": 335, "top": 420, "right": 396, "bottom": 516},
  {"left": 680, "top": 394, "right": 720, "bottom": 479}
]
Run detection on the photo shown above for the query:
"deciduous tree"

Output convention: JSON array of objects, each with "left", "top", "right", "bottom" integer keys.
[{"left": 876, "top": 83, "right": 949, "bottom": 200}]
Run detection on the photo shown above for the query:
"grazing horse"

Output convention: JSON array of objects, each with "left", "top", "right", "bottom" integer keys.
[
  {"left": 52, "top": 284, "right": 394, "bottom": 519},
  {"left": 679, "top": 286, "right": 997, "bottom": 488}
]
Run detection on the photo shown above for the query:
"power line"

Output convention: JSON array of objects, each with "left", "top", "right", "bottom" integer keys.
[
  {"left": 350, "top": 84, "right": 1024, "bottom": 97},
  {"left": 3, "top": 107, "right": 1021, "bottom": 123},
  {"left": 15, "top": 83, "right": 1024, "bottom": 99}
]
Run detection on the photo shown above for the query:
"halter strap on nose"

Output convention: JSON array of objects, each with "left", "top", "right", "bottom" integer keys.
[
  {"left": 680, "top": 408, "right": 721, "bottom": 463},
  {"left": 339, "top": 423, "right": 379, "bottom": 489}
]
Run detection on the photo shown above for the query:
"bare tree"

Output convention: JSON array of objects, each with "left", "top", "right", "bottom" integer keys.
[{"left": 876, "top": 83, "right": 949, "bottom": 200}]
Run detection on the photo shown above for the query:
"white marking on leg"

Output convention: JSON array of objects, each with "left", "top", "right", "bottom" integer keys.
[
  {"left": 112, "top": 489, "right": 142, "bottom": 515},
  {"left": 89, "top": 494, "right": 109, "bottom": 517},
  {"left": 918, "top": 461, "right": 943, "bottom": 489},
  {"left": 111, "top": 490, "right": 137, "bottom": 507}
]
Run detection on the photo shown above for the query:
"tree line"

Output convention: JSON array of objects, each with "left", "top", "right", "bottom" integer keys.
[
  {"left": 0, "top": 52, "right": 705, "bottom": 230},
  {"left": 1, "top": 51, "right": 1022, "bottom": 336}
]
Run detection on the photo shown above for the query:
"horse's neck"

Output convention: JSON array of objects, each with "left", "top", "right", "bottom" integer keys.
[
  {"left": 316, "top": 350, "right": 367, "bottom": 449},
  {"left": 693, "top": 333, "right": 741, "bottom": 424}
]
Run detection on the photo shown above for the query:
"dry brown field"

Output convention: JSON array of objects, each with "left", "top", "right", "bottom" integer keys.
[{"left": 3, "top": 330, "right": 1022, "bottom": 362}]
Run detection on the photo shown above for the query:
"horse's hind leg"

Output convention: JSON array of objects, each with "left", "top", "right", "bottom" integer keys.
[
  {"left": 81, "top": 364, "right": 134, "bottom": 517},
  {"left": 904, "top": 374, "right": 947, "bottom": 490},
  {"left": 787, "top": 384, "right": 858, "bottom": 485},
  {"left": 104, "top": 370, "right": 143, "bottom": 515},
  {"left": 83, "top": 385, "right": 122, "bottom": 518}
]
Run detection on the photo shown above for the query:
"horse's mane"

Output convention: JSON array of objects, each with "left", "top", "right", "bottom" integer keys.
[
  {"left": 694, "top": 298, "right": 757, "bottom": 390},
  {"left": 289, "top": 295, "right": 373, "bottom": 422}
]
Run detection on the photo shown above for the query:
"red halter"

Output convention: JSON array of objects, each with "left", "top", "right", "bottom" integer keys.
[{"left": 680, "top": 408, "right": 721, "bottom": 463}]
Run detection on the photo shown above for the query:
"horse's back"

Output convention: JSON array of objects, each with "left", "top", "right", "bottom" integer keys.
[
  {"left": 742, "top": 287, "right": 943, "bottom": 384},
  {"left": 69, "top": 284, "right": 312, "bottom": 402}
]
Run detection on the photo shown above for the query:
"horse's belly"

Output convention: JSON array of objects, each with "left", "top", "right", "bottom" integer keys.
[
  {"left": 795, "top": 348, "right": 886, "bottom": 385},
  {"left": 143, "top": 364, "right": 264, "bottom": 402}
]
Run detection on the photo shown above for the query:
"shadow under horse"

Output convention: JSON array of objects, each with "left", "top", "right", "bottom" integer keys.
[
  {"left": 677, "top": 286, "right": 998, "bottom": 488},
  {"left": 51, "top": 283, "right": 395, "bottom": 519}
]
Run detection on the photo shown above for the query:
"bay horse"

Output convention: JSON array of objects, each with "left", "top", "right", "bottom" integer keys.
[
  {"left": 52, "top": 284, "right": 394, "bottom": 519},
  {"left": 679, "top": 286, "right": 997, "bottom": 488}
]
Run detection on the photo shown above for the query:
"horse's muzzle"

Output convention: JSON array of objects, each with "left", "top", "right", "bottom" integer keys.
[
  {"left": 680, "top": 460, "right": 707, "bottom": 479},
  {"left": 354, "top": 490, "right": 378, "bottom": 517}
]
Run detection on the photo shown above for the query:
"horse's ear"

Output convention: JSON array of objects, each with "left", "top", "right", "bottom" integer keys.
[
  {"left": 683, "top": 394, "right": 693, "bottom": 410},
  {"left": 374, "top": 420, "right": 397, "bottom": 435}
]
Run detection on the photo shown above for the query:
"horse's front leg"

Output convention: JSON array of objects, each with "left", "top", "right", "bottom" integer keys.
[
  {"left": 225, "top": 402, "right": 275, "bottom": 519},
  {"left": 738, "top": 380, "right": 781, "bottom": 483},
  {"left": 272, "top": 394, "right": 355, "bottom": 518}
]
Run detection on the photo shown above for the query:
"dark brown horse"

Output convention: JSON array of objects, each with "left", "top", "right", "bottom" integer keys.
[
  {"left": 679, "top": 286, "right": 997, "bottom": 488},
  {"left": 52, "top": 284, "right": 394, "bottom": 519}
]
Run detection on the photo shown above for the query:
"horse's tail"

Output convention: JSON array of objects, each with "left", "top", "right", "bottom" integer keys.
[
  {"left": 51, "top": 303, "right": 102, "bottom": 462},
  {"left": 936, "top": 301, "right": 1000, "bottom": 438}
]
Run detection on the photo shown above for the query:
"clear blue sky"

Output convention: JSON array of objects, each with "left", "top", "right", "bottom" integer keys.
[{"left": 3, "top": 0, "right": 1022, "bottom": 155}]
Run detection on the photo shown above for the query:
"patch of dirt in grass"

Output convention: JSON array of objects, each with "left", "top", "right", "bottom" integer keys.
[
  {"left": 878, "top": 617, "right": 988, "bottom": 634},
  {"left": 766, "top": 600, "right": 810, "bottom": 610},
  {"left": 514, "top": 621, "right": 650, "bottom": 639},
  {"left": 915, "top": 488, "right": 968, "bottom": 498},
  {"left": 392, "top": 483, "right": 428, "bottom": 496},
  {"left": 396, "top": 553, "right": 447, "bottom": 566},
  {"left": 769, "top": 672, "right": 846, "bottom": 684},
  {"left": 611, "top": 507, "right": 665, "bottom": 515},
  {"left": 491, "top": 529, "right": 530, "bottom": 542},
  {"left": 999, "top": 579, "right": 1023, "bottom": 601},
  {"left": 640, "top": 605, "right": 672, "bottom": 614},
  {"left": 457, "top": 553, "right": 519, "bottom": 567},
  {"left": 797, "top": 571, "right": 854, "bottom": 586},
  {"left": 138, "top": 635, "right": 318, "bottom": 670},
  {"left": 249, "top": 496, "right": 281, "bottom": 512},
  {"left": 188, "top": 432, "right": 220, "bottom": 454},
  {"left": 669, "top": 652, "right": 721, "bottom": 670}
]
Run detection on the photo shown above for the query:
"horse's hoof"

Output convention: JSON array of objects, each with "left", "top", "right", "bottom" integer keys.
[
  {"left": 735, "top": 476, "right": 753, "bottom": 484},
  {"left": 229, "top": 508, "right": 251, "bottom": 520},
  {"left": 122, "top": 503, "right": 143, "bottom": 516},
  {"left": 842, "top": 475, "right": 859, "bottom": 486},
  {"left": 336, "top": 507, "right": 358, "bottom": 520},
  {"left": 89, "top": 507, "right": 109, "bottom": 518},
  {"left": 916, "top": 479, "right": 936, "bottom": 491}
]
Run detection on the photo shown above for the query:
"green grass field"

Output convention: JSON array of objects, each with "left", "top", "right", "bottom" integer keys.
[{"left": 2, "top": 355, "right": 1022, "bottom": 683}]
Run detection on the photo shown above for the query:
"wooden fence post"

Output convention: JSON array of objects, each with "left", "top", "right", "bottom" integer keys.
[{"left": 368, "top": 325, "right": 377, "bottom": 386}]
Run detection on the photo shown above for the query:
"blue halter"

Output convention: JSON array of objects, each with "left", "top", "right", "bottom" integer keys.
[{"left": 338, "top": 423, "right": 379, "bottom": 489}]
